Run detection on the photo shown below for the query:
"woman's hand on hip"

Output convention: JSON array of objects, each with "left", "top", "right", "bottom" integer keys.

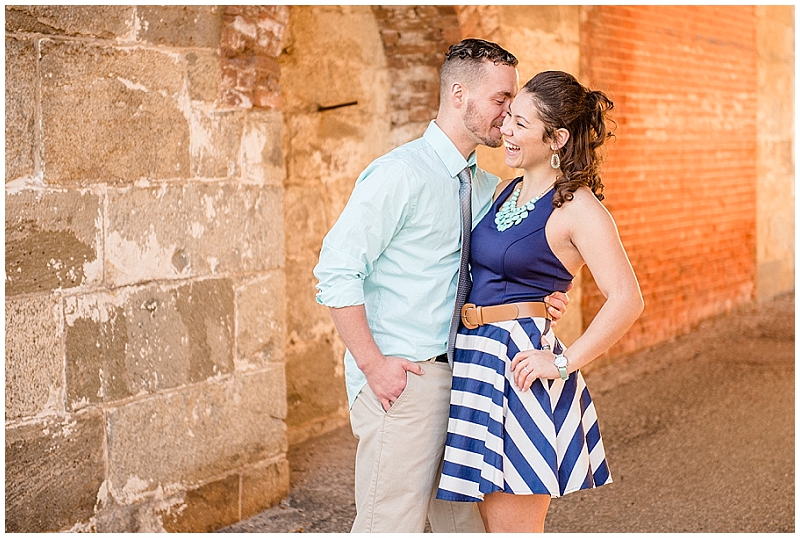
[
  {"left": 545, "top": 281, "right": 573, "bottom": 324},
  {"left": 510, "top": 349, "right": 559, "bottom": 391}
]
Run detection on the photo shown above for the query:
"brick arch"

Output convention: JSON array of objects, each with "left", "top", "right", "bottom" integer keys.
[
  {"left": 371, "top": 5, "right": 462, "bottom": 144},
  {"left": 217, "top": 5, "right": 475, "bottom": 122}
]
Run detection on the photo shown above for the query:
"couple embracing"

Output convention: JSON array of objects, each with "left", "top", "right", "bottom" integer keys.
[{"left": 314, "top": 38, "right": 643, "bottom": 533}]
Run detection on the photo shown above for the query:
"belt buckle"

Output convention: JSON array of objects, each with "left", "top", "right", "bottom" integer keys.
[{"left": 461, "top": 303, "right": 481, "bottom": 329}]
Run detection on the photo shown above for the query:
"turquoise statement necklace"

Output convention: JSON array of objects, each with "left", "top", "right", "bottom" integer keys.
[{"left": 495, "top": 181, "right": 555, "bottom": 232}]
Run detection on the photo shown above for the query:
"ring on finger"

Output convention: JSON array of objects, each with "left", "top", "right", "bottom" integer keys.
[
  {"left": 542, "top": 344, "right": 551, "bottom": 351},
  {"left": 523, "top": 365, "right": 530, "bottom": 373}
]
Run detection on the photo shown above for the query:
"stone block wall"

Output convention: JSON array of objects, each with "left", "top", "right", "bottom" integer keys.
[{"left": 5, "top": 5, "right": 290, "bottom": 532}]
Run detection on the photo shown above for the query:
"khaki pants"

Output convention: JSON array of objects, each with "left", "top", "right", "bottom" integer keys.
[{"left": 349, "top": 360, "right": 485, "bottom": 533}]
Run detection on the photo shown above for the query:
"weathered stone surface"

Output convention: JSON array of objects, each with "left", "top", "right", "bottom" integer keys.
[
  {"left": 757, "top": 5, "right": 794, "bottom": 62},
  {"left": 286, "top": 338, "right": 346, "bottom": 432},
  {"left": 187, "top": 50, "right": 221, "bottom": 102},
  {"left": 106, "top": 367, "right": 286, "bottom": 500},
  {"left": 5, "top": 295, "right": 64, "bottom": 420},
  {"left": 190, "top": 108, "right": 243, "bottom": 178},
  {"left": 283, "top": 112, "right": 386, "bottom": 199},
  {"left": 241, "top": 458, "right": 291, "bottom": 520},
  {"left": 105, "top": 183, "right": 284, "bottom": 287},
  {"left": 498, "top": 5, "right": 580, "bottom": 81},
  {"left": 222, "top": 6, "right": 290, "bottom": 59},
  {"left": 278, "top": 6, "right": 392, "bottom": 198},
  {"left": 160, "top": 474, "right": 240, "bottom": 532},
  {"left": 136, "top": 6, "right": 222, "bottom": 49},
  {"left": 284, "top": 184, "right": 330, "bottom": 261},
  {"left": 241, "top": 108, "right": 285, "bottom": 185},
  {"left": 40, "top": 40, "right": 190, "bottom": 184},
  {"left": 454, "top": 5, "right": 501, "bottom": 43},
  {"left": 5, "top": 36, "right": 36, "bottom": 182},
  {"left": 241, "top": 365, "right": 287, "bottom": 420},
  {"left": 286, "top": 258, "right": 335, "bottom": 346},
  {"left": 5, "top": 410, "right": 105, "bottom": 532},
  {"left": 236, "top": 271, "right": 286, "bottom": 369},
  {"left": 756, "top": 5, "right": 794, "bottom": 302},
  {"left": 93, "top": 486, "right": 188, "bottom": 533},
  {"left": 94, "top": 497, "right": 141, "bottom": 533},
  {"left": 282, "top": 107, "right": 393, "bottom": 218},
  {"left": 5, "top": 5, "right": 135, "bottom": 39},
  {"left": 5, "top": 188, "right": 103, "bottom": 296},
  {"left": 64, "top": 279, "right": 234, "bottom": 409},
  {"left": 280, "top": 6, "right": 386, "bottom": 115},
  {"left": 285, "top": 246, "right": 342, "bottom": 439},
  {"left": 219, "top": 6, "right": 289, "bottom": 109}
]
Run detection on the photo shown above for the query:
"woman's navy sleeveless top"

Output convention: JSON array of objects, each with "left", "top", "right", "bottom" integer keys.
[{"left": 468, "top": 177, "right": 573, "bottom": 306}]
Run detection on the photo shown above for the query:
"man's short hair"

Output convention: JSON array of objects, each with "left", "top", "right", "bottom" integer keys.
[{"left": 440, "top": 39, "right": 518, "bottom": 98}]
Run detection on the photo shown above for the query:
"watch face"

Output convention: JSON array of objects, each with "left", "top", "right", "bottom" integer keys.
[{"left": 554, "top": 355, "right": 568, "bottom": 368}]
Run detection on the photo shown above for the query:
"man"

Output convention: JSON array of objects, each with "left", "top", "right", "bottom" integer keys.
[{"left": 314, "top": 39, "right": 568, "bottom": 533}]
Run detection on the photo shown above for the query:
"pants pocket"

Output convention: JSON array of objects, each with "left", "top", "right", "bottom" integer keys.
[{"left": 385, "top": 370, "right": 414, "bottom": 416}]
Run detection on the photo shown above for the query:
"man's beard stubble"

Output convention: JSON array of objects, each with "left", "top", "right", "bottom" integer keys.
[{"left": 464, "top": 100, "right": 504, "bottom": 148}]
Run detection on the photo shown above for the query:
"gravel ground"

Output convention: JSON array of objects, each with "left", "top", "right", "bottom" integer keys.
[{"left": 220, "top": 292, "right": 794, "bottom": 533}]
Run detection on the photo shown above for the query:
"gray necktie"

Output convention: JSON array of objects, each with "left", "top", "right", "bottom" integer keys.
[{"left": 446, "top": 166, "right": 473, "bottom": 364}]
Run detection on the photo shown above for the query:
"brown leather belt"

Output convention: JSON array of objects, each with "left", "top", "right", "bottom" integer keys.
[{"left": 461, "top": 301, "right": 550, "bottom": 329}]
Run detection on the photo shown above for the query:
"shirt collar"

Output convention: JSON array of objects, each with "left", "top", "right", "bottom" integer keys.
[{"left": 423, "top": 120, "right": 477, "bottom": 178}]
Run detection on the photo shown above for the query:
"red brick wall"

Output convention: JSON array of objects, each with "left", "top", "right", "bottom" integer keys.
[
  {"left": 220, "top": 6, "right": 289, "bottom": 109},
  {"left": 580, "top": 6, "right": 758, "bottom": 354},
  {"left": 372, "top": 6, "right": 461, "bottom": 131}
]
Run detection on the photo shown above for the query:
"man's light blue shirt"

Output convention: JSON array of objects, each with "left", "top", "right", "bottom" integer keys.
[{"left": 314, "top": 121, "right": 500, "bottom": 407}]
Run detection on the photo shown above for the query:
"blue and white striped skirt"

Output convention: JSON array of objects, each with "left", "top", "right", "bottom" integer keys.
[{"left": 436, "top": 317, "right": 612, "bottom": 502}]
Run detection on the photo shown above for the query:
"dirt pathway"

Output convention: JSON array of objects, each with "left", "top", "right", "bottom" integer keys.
[{"left": 220, "top": 292, "right": 794, "bottom": 533}]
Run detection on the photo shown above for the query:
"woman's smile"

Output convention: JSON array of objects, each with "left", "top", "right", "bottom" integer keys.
[{"left": 504, "top": 140, "right": 521, "bottom": 157}]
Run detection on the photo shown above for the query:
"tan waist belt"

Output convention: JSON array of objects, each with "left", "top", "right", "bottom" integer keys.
[{"left": 461, "top": 301, "right": 550, "bottom": 329}]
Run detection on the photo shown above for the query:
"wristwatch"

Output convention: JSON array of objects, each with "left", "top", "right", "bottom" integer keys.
[{"left": 553, "top": 354, "right": 569, "bottom": 381}]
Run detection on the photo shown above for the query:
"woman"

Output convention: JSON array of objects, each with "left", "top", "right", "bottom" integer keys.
[{"left": 436, "top": 71, "right": 644, "bottom": 532}]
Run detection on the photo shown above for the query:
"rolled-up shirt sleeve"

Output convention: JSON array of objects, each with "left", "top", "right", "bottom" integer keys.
[
  {"left": 314, "top": 160, "right": 414, "bottom": 308},
  {"left": 314, "top": 245, "right": 368, "bottom": 307}
]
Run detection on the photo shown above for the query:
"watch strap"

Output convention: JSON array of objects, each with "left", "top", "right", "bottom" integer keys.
[{"left": 554, "top": 354, "right": 569, "bottom": 381}]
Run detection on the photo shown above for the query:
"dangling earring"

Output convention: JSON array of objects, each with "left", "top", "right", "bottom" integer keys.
[{"left": 550, "top": 151, "right": 561, "bottom": 170}]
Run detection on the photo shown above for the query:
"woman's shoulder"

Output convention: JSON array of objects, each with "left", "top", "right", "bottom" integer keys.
[
  {"left": 556, "top": 185, "right": 599, "bottom": 208},
  {"left": 556, "top": 186, "right": 614, "bottom": 223},
  {"left": 571, "top": 185, "right": 601, "bottom": 201}
]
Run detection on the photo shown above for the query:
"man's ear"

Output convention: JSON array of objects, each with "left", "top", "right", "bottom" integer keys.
[
  {"left": 449, "top": 82, "right": 466, "bottom": 109},
  {"left": 552, "top": 128, "right": 570, "bottom": 151}
]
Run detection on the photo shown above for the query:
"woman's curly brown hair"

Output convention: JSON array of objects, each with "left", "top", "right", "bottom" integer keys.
[{"left": 522, "top": 71, "right": 615, "bottom": 207}]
